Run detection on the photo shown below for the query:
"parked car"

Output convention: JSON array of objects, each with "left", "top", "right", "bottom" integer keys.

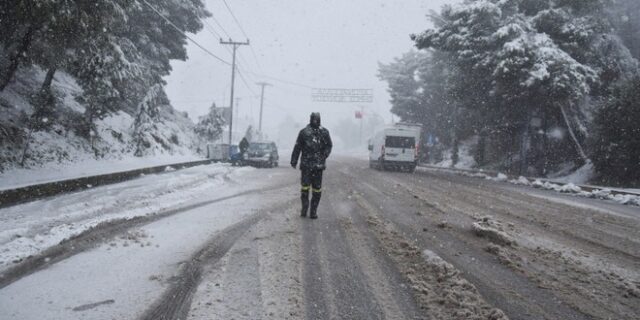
[
  {"left": 245, "top": 141, "right": 279, "bottom": 168},
  {"left": 229, "top": 145, "right": 246, "bottom": 166}
]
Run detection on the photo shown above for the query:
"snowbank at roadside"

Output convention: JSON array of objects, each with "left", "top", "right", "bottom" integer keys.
[
  {"left": 0, "top": 153, "right": 202, "bottom": 191},
  {"left": 489, "top": 172, "right": 640, "bottom": 206},
  {"left": 419, "top": 166, "right": 640, "bottom": 207},
  {"left": 526, "top": 179, "right": 640, "bottom": 206},
  {"left": 0, "top": 163, "right": 253, "bottom": 271},
  {"left": 551, "top": 162, "right": 595, "bottom": 185},
  {"left": 434, "top": 137, "right": 477, "bottom": 169},
  {"left": 0, "top": 177, "right": 289, "bottom": 320}
]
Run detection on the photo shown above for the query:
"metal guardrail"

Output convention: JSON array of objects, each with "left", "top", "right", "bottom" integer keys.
[
  {"left": 417, "top": 164, "right": 640, "bottom": 197},
  {"left": 0, "top": 159, "right": 216, "bottom": 209}
]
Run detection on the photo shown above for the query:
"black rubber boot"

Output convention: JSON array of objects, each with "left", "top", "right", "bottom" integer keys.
[
  {"left": 301, "top": 191, "right": 309, "bottom": 217},
  {"left": 310, "top": 192, "right": 321, "bottom": 219}
]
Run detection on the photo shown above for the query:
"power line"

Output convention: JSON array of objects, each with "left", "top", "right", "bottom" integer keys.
[
  {"left": 236, "top": 52, "right": 255, "bottom": 75},
  {"left": 221, "top": 0, "right": 250, "bottom": 40},
  {"left": 201, "top": 16, "right": 266, "bottom": 100},
  {"left": 203, "top": 19, "right": 255, "bottom": 73},
  {"left": 203, "top": 14, "right": 257, "bottom": 84},
  {"left": 203, "top": 19, "right": 223, "bottom": 40},
  {"left": 240, "top": 67, "right": 314, "bottom": 89},
  {"left": 248, "top": 47, "right": 264, "bottom": 74},
  {"left": 237, "top": 68, "right": 257, "bottom": 96},
  {"left": 144, "top": 0, "right": 313, "bottom": 92},
  {"left": 141, "top": 0, "right": 230, "bottom": 66},
  {"left": 144, "top": 0, "right": 257, "bottom": 110},
  {"left": 220, "top": 0, "right": 264, "bottom": 73},
  {"left": 210, "top": 13, "right": 232, "bottom": 39}
]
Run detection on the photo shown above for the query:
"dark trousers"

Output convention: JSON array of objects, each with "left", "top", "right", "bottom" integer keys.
[{"left": 300, "top": 169, "right": 323, "bottom": 216}]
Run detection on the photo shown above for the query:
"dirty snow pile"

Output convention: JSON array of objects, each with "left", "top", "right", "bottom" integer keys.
[
  {"left": 506, "top": 176, "right": 640, "bottom": 207},
  {"left": 424, "top": 167, "right": 640, "bottom": 207},
  {"left": 472, "top": 216, "right": 516, "bottom": 247},
  {"left": 514, "top": 178, "right": 640, "bottom": 207}
]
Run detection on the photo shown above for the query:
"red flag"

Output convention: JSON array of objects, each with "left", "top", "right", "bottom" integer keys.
[{"left": 355, "top": 110, "right": 363, "bottom": 119}]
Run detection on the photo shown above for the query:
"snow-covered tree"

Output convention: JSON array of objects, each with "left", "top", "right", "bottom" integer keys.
[
  {"left": 71, "top": 0, "right": 208, "bottom": 156},
  {"left": 132, "top": 84, "right": 171, "bottom": 156},
  {"left": 378, "top": 50, "right": 460, "bottom": 146},
  {"left": 0, "top": 0, "right": 47, "bottom": 91},
  {"left": 194, "top": 104, "right": 226, "bottom": 147},
  {"left": 73, "top": 33, "right": 140, "bottom": 154},
  {"left": 115, "top": 0, "right": 210, "bottom": 114},
  {"left": 407, "top": 0, "right": 629, "bottom": 173},
  {"left": 245, "top": 125, "right": 262, "bottom": 142}
]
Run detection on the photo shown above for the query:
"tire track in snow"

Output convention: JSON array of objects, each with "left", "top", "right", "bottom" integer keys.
[
  {"left": 186, "top": 200, "right": 304, "bottom": 319},
  {"left": 138, "top": 214, "right": 263, "bottom": 320},
  {"left": 0, "top": 183, "right": 290, "bottom": 289},
  {"left": 140, "top": 198, "right": 300, "bottom": 320},
  {"left": 347, "top": 162, "right": 601, "bottom": 319}
]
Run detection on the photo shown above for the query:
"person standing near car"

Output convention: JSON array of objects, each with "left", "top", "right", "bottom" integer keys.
[
  {"left": 239, "top": 136, "right": 249, "bottom": 159},
  {"left": 291, "top": 112, "right": 333, "bottom": 219}
]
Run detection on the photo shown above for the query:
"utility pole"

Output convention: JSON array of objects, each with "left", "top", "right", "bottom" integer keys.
[
  {"left": 235, "top": 97, "right": 241, "bottom": 124},
  {"left": 220, "top": 38, "right": 250, "bottom": 152},
  {"left": 256, "top": 82, "right": 272, "bottom": 133}
]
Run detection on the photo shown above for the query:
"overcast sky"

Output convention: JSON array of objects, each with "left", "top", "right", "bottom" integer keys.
[{"left": 165, "top": 0, "right": 456, "bottom": 142}]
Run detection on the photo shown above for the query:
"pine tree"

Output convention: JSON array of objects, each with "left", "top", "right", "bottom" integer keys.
[
  {"left": 1, "top": 0, "right": 212, "bottom": 166},
  {"left": 115, "top": 0, "right": 210, "bottom": 115},
  {"left": 378, "top": 50, "right": 459, "bottom": 146},
  {"left": 194, "top": 104, "right": 226, "bottom": 148},
  {"left": 0, "top": 0, "right": 45, "bottom": 90},
  {"left": 70, "top": 0, "right": 209, "bottom": 156},
  {"left": 132, "top": 84, "right": 170, "bottom": 156},
  {"left": 410, "top": 0, "right": 610, "bottom": 172}
]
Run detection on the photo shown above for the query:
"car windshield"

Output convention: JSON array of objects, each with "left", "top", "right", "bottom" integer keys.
[{"left": 249, "top": 143, "right": 271, "bottom": 152}]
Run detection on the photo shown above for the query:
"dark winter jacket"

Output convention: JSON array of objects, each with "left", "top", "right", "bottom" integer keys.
[
  {"left": 291, "top": 123, "right": 332, "bottom": 171},
  {"left": 239, "top": 137, "right": 249, "bottom": 153}
]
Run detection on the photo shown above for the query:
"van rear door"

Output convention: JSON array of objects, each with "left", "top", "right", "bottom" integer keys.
[{"left": 384, "top": 136, "right": 415, "bottom": 163}]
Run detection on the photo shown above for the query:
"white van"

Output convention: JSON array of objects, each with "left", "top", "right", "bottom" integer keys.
[{"left": 368, "top": 123, "right": 421, "bottom": 172}]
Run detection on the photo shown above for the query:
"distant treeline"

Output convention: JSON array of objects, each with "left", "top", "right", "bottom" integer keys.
[{"left": 379, "top": 0, "right": 640, "bottom": 186}]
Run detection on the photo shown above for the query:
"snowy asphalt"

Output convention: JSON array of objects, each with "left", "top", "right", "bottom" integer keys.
[{"left": 0, "top": 157, "right": 639, "bottom": 319}]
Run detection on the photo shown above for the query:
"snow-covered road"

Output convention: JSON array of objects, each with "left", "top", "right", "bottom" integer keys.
[
  {"left": 0, "top": 157, "right": 638, "bottom": 319},
  {"left": 0, "top": 163, "right": 284, "bottom": 270}
]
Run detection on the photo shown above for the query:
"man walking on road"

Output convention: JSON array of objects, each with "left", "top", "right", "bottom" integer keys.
[{"left": 291, "top": 112, "right": 333, "bottom": 219}]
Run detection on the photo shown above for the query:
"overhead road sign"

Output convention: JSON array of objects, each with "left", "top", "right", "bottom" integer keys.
[{"left": 311, "top": 88, "right": 373, "bottom": 103}]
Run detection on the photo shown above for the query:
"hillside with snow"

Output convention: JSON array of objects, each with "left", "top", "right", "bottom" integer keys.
[{"left": 0, "top": 67, "right": 201, "bottom": 176}]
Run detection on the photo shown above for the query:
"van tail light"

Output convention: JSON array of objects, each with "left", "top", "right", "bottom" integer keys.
[
  {"left": 381, "top": 145, "right": 385, "bottom": 159},
  {"left": 415, "top": 144, "right": 419, "bottom": 160}
]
